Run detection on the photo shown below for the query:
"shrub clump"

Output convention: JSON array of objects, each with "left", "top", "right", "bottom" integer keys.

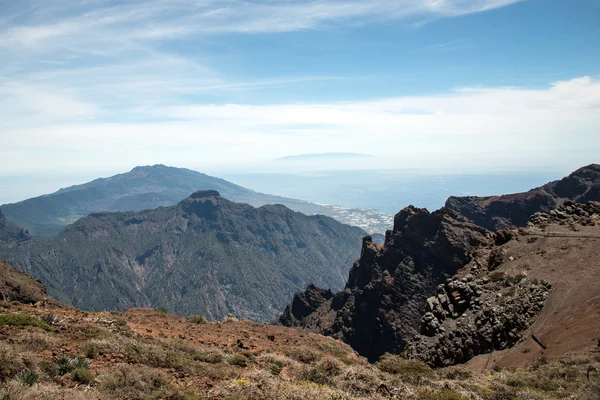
[
  {"left": 57, "top": 356, "right": 89, "bottom": 376},
  {"left": 0, "top": 314, "right": 51, "bottom": 331},
  {"left": 71, "top": 368, "right": 95, "bottom": 385},
  {"left": 188, "top": 315, "right": 208, "bottom": 324},
  {"left": 228, "top": 353, "right": 249, "bottom": 367},
  {"left": 376, "top": 354, "right": 433, "bottom": 384},
  {"left": 299, "top": 358, "right": 343, "bottom": 385},
  {"left": 16, "top": 370, "right": 39, "bottom": 387},
  {"left": 418, "top": 388, "right": 468, "bottom": 400},
  {"left": 285, "top": 346, "right": 321, "bottom": 364}
]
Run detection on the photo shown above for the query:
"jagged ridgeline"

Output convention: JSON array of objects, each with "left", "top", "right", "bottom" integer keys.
[
  {"left": 281, "top": 164, "right": 600, "bottom": 367},
  {"left": 0, "top": 191, "right": 365, "bottom": 322}
]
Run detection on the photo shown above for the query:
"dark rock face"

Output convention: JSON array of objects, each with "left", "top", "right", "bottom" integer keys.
[
  {"left": 281, "top": 206, "right": 488, "bottom": 361},
  {"left": 406, "top": 273, "right": 551, "bottom": 367},
  {"left": 445, "top": 164, "right": 600, "bottom": 231},
  {"left": 0, "top": 193, "right": 365, "bottom": 322},
  {"left": 279, "top": 284, "right": 333, "bottom": 327}
]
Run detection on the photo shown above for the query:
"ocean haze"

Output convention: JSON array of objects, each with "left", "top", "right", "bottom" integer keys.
[
  {"left": 2, "top": 168, "right": 565, "bottom": 217},
  {"left": 221, "top": 169, "right": 565, "bottom": 214}
]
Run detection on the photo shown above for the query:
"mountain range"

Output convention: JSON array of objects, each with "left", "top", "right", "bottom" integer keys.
[
  {"left": 0, "top": 165, "right": 391, "bottom": 237},
  {"left": 0, "top": 190, "right": 365, "bottom": 322}
]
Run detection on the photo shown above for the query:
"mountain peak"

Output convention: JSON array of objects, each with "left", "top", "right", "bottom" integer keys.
[{"left": 189, "top": 190, "right": 221, "bottom": 199}]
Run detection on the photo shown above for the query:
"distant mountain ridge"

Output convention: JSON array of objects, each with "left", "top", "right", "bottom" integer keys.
[
  {"left": 445, "top": 164, "right": 600, "bottom": 231},
  {"left": 1, "top": 165, "right": 391, "bottom": 237},
  {"left": 0, "top": 190, "right": 365, "bottom": 322}
]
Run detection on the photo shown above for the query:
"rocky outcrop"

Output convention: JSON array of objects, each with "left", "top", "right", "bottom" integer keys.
[
  {"left": 404, "top": 201, "right": 600, "bottom": 367},
  {"left": 529, "top": 200, "right": 600, "bottom": 229},
  {"left": 445, "top": 164, "right": 600, "bottom": 231},
  {"left": 406, "top": 271, "right": 551, "bottom": 367},
  {"left": 0, "top": 260, "right": 51, "bottom": 304},
  {"left": 280, "top": 206, "right": 489, "bottom": 361},
  {"left": 279, "top": 284, "right": 333, "bottom": 327}
]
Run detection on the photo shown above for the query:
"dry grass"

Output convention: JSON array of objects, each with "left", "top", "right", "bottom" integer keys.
[{"left": 2, "top": 304, "right": 600, "bottom": 400}]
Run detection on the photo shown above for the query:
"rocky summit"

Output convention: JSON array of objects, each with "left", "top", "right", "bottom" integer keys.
[{"left": 0, "top": 191, "right": 365, "bottom": 322}]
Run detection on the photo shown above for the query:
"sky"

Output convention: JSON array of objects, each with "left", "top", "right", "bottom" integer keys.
[{"left": 0, "top": 0, "right": 599, "bottom": 196}]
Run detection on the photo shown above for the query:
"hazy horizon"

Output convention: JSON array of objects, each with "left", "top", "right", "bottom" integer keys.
[{"left": 0, "top": 163, "right": 573, "bottom": 213}]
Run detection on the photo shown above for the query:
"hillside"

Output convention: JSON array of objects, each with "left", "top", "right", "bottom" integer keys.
[
  {"left": 445, "top": 164, "right": 600, "bottom": 231},
  {"left": 281, "top": 165, "right": 600, "bottom": 367},
  {"left": 0, "top": 191, "right": 365, "bottom": 322},
  {"left": 1, "top": 261, "right": 599, "bottom": 400},
  {"left": 0, "top": 165, "right": 391, "bottom": 237}
]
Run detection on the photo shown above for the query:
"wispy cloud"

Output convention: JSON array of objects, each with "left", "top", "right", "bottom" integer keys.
[
  {"left": 0, "top": 1, "right": 524, "bottom": 50},
  {"left": 2, "top": 76, "right": 599, "bottom": 174}
]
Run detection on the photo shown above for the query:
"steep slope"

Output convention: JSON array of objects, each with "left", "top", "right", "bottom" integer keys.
[
  {"left": 0, "top": 191, "right": 365, "bottom": 322},
  {"left": 0, "top": 210, "right": 29, "bottom": 244},
  {"left": 281, "top": 206, "right": 488, "bottom": 361},
  {"left": 1, "top": 165, "right": 391, "bottom": 237},
  {"left": 0, "top": 259, "right": 56, "bottom": 304},
  {"left": 445, "top": 164, "right": 600, "bottom": 231}
]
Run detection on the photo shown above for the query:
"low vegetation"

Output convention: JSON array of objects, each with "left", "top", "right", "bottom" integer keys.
[{"left": 1, "top": 300, "right": 599, "bottom": 400}]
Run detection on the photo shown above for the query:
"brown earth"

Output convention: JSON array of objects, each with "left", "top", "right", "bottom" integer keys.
[
  {"left": 468, "top": 220, "right": 600, "bottom": 372},
  {"left": 1, "top": 260, "right": 600, "bottom": 399}
]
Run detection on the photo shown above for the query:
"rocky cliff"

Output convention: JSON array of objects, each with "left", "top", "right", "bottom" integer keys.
[
  {"left": 406, "top": 201, "right": 600, "bottom": 367},
  {"left": 280, "top": 206, "right": 488, "bottom": 361}
]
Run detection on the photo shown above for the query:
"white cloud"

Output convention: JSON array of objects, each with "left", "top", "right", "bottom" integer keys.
[
  {"left": 0, "top": 0, "right": 523, "bottom": 50},
  {"left": 1, "top": 76, "right": 598, "bottom": 175}
]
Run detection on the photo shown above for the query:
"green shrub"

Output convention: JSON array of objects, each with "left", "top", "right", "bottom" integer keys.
[
  {"left": 193, "top": 351, "right": 224, "bottom": 364},
  {"left": 73, "top": 356, "right": 90, "bottom": 370},
  {"left": 298, "top": 358, "right": 342, "bottom": 385},
  {"left": 57, "top": 356, "right": 89, "bottom": 376},
  {"left": 0, "top": 314, "right": 51, "bottom": 331},
  {"left": 228, "top": 353, "right": 248, "bottom": 367},
  {"left": 418, "top": 388, "right": 468, "bottom": 400},
  {"left": 284, "top": 346, "right": 320, "bottom": 363},
  {"left": 85, "top": 344, "right": 99, "bottom": 359},
  {"left": 39, "top": 359, "right": 59, "bottom": 378},
  {"left": 270, "top": 362, "right": 284, "bottom": 375},
  {"left": 72, "top": 368, "right": 94, "bottom": 384},
  {"left": 188, "top": 315, "right": 208, "bottom": 324},
  {"left": 376, "top": 354, "right": 433, "bottom": 384},
  {"left": 17, "top": 370, "right": 39, "bottom": 386},
  {"left": 58, "top": 356, "right": 75, "bottom": 375},
  {"left": 299, "top": 366, "right": 330, "bottom": 385},
  {"left": 154, "top": 307, "right": 168, "bottom": 314}
]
